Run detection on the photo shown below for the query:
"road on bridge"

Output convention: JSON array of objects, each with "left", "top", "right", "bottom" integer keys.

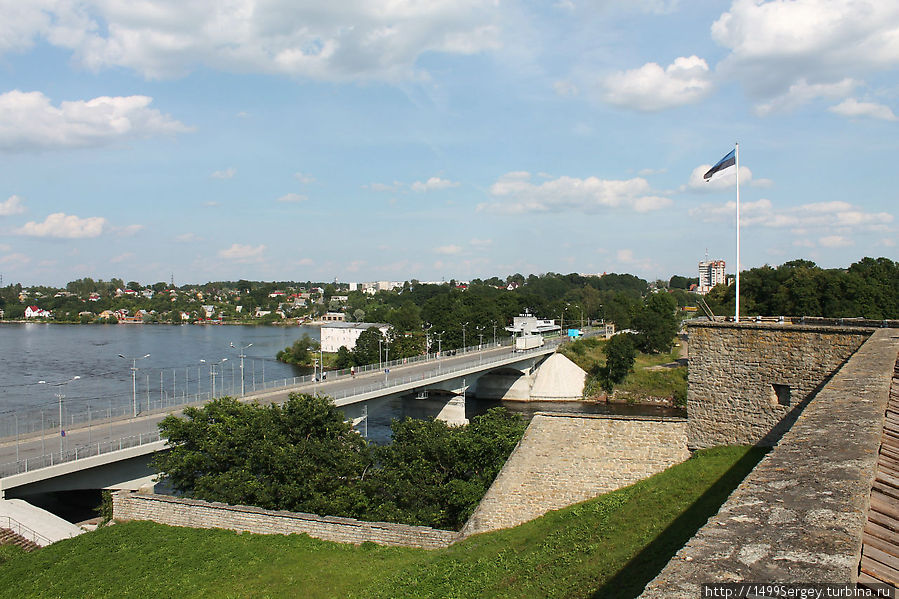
[{"left": 0, "top": 339, "right": 563, "bottom": 476}]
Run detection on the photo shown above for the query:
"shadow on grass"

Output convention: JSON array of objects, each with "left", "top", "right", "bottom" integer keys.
[{"left": 592, "top": 447, "right": 768, "bottom": 599}]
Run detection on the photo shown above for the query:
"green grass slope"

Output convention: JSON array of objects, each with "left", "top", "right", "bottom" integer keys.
[{"left": 0, "top": 446, "right": 765, "bottom": 599}]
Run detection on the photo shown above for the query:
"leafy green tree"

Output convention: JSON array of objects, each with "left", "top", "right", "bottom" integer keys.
[
  {"left": 154, "top": 395, "right": 371, "bottom": 515},
  {"left": 334, "top": 346, "right": 353, "bottom": 369},
  {"left": 600, "top": 334, "right": 636, "bottom": 392},
  {"left": 352, "top": 327, "right": 385, "bottom": 366},
  {"left": 276, "top": 334, "right": 320, "bottom": 365},
  {"left": 633, "top": 293, "right": 678, "bottom": 353}
]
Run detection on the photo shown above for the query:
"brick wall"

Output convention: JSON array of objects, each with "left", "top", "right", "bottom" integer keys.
[
  {"left": 112, "top": 491, "right": 458, "bottom": 549},
  {"left": 687, "top": 321, "right": 871, "bottom": 448},
  {"left": 461, "top": 413, "right": 689, "bottom": 536},
  {"left": 641, "top": 328, "right": 899, "bottom": 597}
]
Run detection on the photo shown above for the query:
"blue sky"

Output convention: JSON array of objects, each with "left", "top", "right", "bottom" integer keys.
[{"left": 0, "top": 0, "right": 896, "bottom": 286}]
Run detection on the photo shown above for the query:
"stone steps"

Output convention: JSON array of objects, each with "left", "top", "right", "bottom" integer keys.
[{"left": 0, "top": 527, "right": 40, "bottom": 552}]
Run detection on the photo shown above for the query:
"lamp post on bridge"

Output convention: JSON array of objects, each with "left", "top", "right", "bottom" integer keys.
[
  {"left": 461, "top": 321, "right": 469, "bottom": 353},
  {"left": 38, "top": 375, "right": 80, "bottom": 460},
  {"left": 200, "top": 358, "right": 228, "bottom": 398},
  {"left": 118, "top": 353, "right": 150, "bottom": 417},
  {"left": 230, "top": 342, "right": 253, "bottom": 397}
]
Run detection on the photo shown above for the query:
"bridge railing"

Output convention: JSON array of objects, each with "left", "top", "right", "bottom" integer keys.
[
  {"left": 0, "top": 335, "right": 576, "bottom": 478},
  {"left": 0, "top": 431, "right": 162, "bottom": 479}
]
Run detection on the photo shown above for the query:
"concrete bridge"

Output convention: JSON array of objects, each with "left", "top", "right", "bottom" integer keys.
[{"left": 0, "top": 336, "right": 586, "bottom": 500}]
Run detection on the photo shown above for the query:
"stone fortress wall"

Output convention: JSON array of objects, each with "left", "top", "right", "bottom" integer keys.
[{"left": 687, "top": 321, "right": 871, "bottom": 448}]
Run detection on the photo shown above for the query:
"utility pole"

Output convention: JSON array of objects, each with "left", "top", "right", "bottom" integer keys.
[
  {"left": 118, "top": 354, "right": 150, "bottom": 417},
  {"left": 230, "top": 342, "right": 253, "bottom": 396}
]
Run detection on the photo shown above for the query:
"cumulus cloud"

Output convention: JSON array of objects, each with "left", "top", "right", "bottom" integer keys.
[
  {"left": 411, "top": 177, "right": 460, "bottom": 192},
  {"left": 690, "top": 198, "right": 893, "bottom": 233},
  {"left": 712, "top": 0, "right": 899, "bottom": 106},
  {"left": 478, "top": 171, "right": 672, "bottom": 214},
  {"left": 16, "top": 213, "right": 108, "bottom": 238},
  {"left": 294, "top": 172, "right": 315, "bottom": 184},
  {"left": 829, "top": 98, "right": 898, "bottom": 121},
  {"left": 211, "top": 167, "right": 236, "bottom": 179},
  {"left": 2, "top": 2, "right": 504, "bottom": 81},
  {"left": 110, "top": 252, "right": 134, "bottom": 263},
  {"left": 601, "top": 56, "right": 713, "bottom": 111},
  {"left": 0, "top": 90, "right": 192, "bottom": 151},
  {"left": 0, "top": 195, "right": 26, "bottom": 216},
  {"left": 115, "top": 224, "right": 144, "bottom": 237},
  {"left": 365, "top": 182, "right": 402, "bottom": 192},
  {"left": 819, "top": 235, "right": 853, "bottom": 248},
  {"left": 0, "top": 252, "right": 30, "bottom": 266},
  {"left": 276, "top": 193, "right": 308, "bottom": 203},
  {"left": 176, "top": 233, "right": 201, "bottom": 243},
  {"left": 754, "top": 78, "right": 858, "bottom": 116},
  {"left": 470, "top": 238, "right": 493, "bottom": 248},
  {"left": 684, "top": 164, "right": 770, "bottom": 192},
  {"left": 218, "top": 243, "right": 266, "bottom": 263}
]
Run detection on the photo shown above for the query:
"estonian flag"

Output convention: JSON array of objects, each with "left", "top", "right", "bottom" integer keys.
[{"left": 703, "top": 149, "right": 736, "bottom": 181}]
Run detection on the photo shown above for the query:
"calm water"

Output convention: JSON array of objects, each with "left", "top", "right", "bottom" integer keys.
[
  {"left": 0, "top": 322, "right": 317, "bottom": 415},
  {"left": 0, "top": 323, "right": 683, "bottom": 444}
]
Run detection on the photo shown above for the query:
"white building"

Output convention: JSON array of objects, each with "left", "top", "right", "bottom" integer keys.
[
  {"left": 505, "top": 311, "right": 560, "bottom": 336},
  {"left": 320, "top": 322, "right": 391, "bottom": 353},
  {"left": 698, "top": 259, "right": 726, "bottom": 294}
]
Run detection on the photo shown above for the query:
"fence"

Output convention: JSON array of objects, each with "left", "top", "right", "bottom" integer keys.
[
  {"left": 0, "top": 333, "right": 579, "bottom": 479},
  {"left": 0, "top": 515, "right": 53, "bottom": 546}
]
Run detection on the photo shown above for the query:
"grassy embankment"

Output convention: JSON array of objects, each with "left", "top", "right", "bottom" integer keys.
[
  {"left": 561, "top": 336, "right": 687, "bottom": 404},
  {"left": 0, "top": 445, "right": 765, "bottom": 599}
]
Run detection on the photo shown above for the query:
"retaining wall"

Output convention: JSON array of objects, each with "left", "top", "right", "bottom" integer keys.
[
  {"left": 687, "top": 321, "right": 871, "bottom": 448},
  {"left": 112, "top": 491, "right": 458, "bottom": 549},
  {"left": 461, "top": 413, "right": 689, "bottom": 536},
  {"left": 641, "top": 328, "right": 899, "bottom": 596}
]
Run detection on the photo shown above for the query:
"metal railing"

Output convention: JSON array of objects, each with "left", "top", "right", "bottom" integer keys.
[
  {"left": 0, "top": 515, "right": 54, "bottom": 546},
  {"left": 0, "top": 332, "right": 585, "bottom": 478}
]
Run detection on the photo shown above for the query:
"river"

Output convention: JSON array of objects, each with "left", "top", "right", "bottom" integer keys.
[{"left": 0, "top": 323, "right": 682, "bottom": 445}]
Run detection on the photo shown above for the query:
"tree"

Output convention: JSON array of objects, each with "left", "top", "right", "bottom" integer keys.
[
  {"left": 334, "top": 346, "right": 353, "bottom": 369},
  {"left": 600, "top": 333, "right": 636, "bottom": 392},
  {"left": 633, "top": 292, "right": 678, "bottom": 353},
  {"left": 153, "top": 395, "right": 371, "bottom": 515},
  {"left": 276, "top": 334, "right": 320, "bottom": 365},
  {"left": 352, "top": 327, "right": 384, "bottom": 366}
]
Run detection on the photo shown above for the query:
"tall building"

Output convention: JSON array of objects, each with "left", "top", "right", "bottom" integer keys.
[{"left": 698, "top": 260, "right": 726, "bottom": 294}]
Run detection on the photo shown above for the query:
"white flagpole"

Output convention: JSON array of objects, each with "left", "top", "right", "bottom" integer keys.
[{"left": 735, "top": 142, "right": 740, "bottom": 323}]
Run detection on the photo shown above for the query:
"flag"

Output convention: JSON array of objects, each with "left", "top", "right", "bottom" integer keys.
[{"left": 703, "top": 149, "right": 736, "bottom": 181}]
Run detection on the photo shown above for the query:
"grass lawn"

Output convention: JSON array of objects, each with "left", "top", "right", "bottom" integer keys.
[{"left": 0, "top": 446, "right": 765, "bottom": 599}]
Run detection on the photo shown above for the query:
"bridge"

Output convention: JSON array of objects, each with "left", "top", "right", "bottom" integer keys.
[{"left": 0, "top": 335, "right": 584, "bottom": 500}]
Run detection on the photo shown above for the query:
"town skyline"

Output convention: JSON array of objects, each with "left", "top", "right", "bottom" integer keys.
[{"left": 0, "top": 1, "right": 896, "bottom": 287}]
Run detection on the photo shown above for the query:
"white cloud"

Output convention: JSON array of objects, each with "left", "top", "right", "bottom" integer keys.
[
  {"left": 470, "top": 238, "right": 493, "bottom": 248},
  {"left": 176, "top": 233, "right": 201, "bottom": 243},
  {"left": 601, "top": 56, "right": 713, "bottom": 111},
  {"left": 690, "top": 198, "right": 892, "bottom": 233},
  {"left": 685, "top": 164, "right": 767, "bottom": 191},
  {"left": 829, "top": 98, "right": 898, "bottom": 122},
  {"left": 0, "top": 244, "right": 10, "bottom": 251},
  {"left": 0, "top": 90, "right": 192, "bottom": 151},
  {"left": 294, "top": 172, "right": 315, "bottom": 184},
  {"left": 0, "top": 252, "right": 30, "bottom": 266},
  {"left": 218, "top": 243, "right": 266, "bottom": 263},
  {"left": 276, "top": 193, "right": 308, "bottom": 203},
  {"left": 479, "top": 171, "right": 672, "bottom": 214},
  {"left": 411, "top": 177, "right": 460, "bottom": 192},
  {"left": 211, "top": 167, "right": 236, "bottom": 179},
  {"left": 819, "top": 235, "right": 853, "bottom": 248},
  {"left": 754, "top": 78, "right": 858, "bottom": 116},
  {"left": 3, "top": 2, "right": 504, "bottom": 81},
  {"left": 712, "top": 0, "right": 899, "bottom": 105},
  {"left": 434, "top": 244, "right": 463, "bottom": 255},
  {"left": 16, "top": 213, "right": 107, "bottom": 238},
  {"left": 115, "top": 224, "right": 144, "bottom": 237},
  {"left": 0, "top": 194, "right": 26, "bottom": 216},
  {"left": 365, "top": 182, "right": 402, "bottom": 192},
  {"left": 110, "top": 252, "right": 134, "bottom": 263}
]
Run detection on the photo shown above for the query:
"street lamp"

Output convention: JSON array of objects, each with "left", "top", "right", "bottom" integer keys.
[
  {"left": 230, "top": 342, "right": 253, "bottom": 396},
  {"left": 462, "top": 321, "right": 469, "bottom": 353},
  {"left": 38, "top": 375, "right": 80, "bottom": 460},
  {"left": 118, "top": 353, "right": 150, "bottom": 417},
  {"left": 200, "top": 358, "right": 228, "bottom": 398}
]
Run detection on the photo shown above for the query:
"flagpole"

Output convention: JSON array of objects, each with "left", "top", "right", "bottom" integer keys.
[{"left": 735, "top": 142, "right": 740, "bottom": 323}]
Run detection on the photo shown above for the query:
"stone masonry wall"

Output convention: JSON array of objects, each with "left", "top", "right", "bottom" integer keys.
[
  {"left": 112, "top": 491, "right": 458, "bottom": 549},
  {"left": 687, "top": 321, "right": 871, "bottom": 448},
  {"left": 641, "top": 328, "right": 899, "bottom": 597},
  {"left": 461, "top": 413, "right": 689, "bottom": 536}
]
